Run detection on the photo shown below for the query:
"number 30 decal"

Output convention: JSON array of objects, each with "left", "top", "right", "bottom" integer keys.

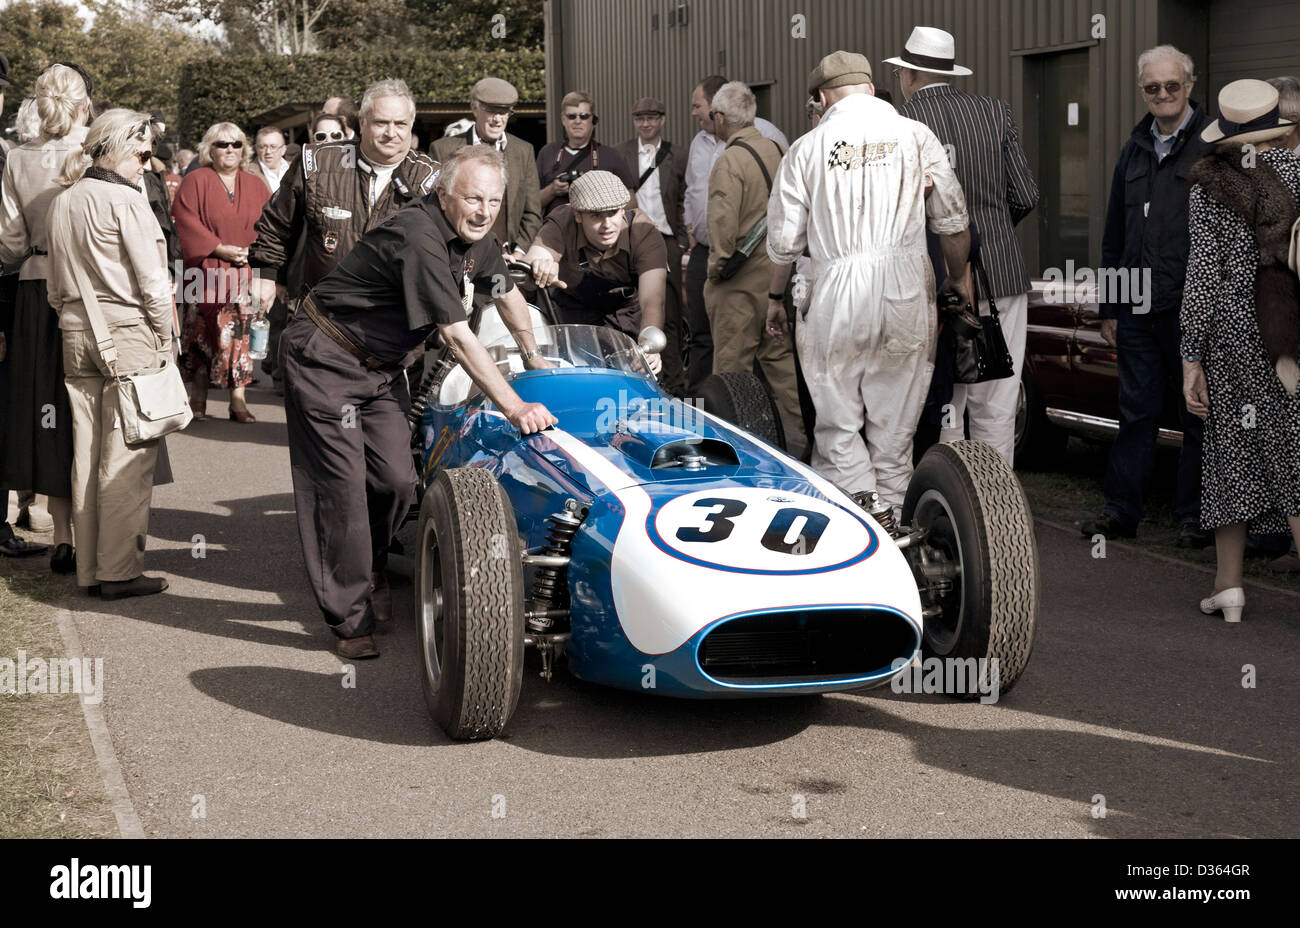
[{"left": 675, "top": 498, "right": 828, "bottom": 555}]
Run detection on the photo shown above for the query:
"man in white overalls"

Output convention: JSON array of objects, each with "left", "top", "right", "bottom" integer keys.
[{"left": 767, "top": 51, "right": 970, "bottom": 510}]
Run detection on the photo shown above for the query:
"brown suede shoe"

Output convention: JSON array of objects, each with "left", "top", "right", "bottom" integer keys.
[
  {"left": 371, "top": 571, "right": 392, "bottom": 623},
  {"left": 336, "top": 634, "right": 379, "bottom": 660}
]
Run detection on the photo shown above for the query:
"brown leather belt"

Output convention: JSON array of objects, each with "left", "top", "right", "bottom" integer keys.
[{"left": 300, "top": 294, "right": 395, "bottom": 371}]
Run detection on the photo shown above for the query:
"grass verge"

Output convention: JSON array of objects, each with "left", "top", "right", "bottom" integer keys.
[{"left": 0, "top": 549, "right": 117, "bottom": 838}]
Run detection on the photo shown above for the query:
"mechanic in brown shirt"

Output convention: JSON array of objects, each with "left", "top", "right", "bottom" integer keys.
[{"left": 525, "top": 170, "right": 667, "bottom": 374}]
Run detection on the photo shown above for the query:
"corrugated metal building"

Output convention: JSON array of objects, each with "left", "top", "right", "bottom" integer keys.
[{"left": 544, "top": 0, "right": 1300, "bottom": 272}]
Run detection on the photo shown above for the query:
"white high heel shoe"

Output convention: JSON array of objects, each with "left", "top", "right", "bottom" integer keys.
[{"left": 1200, "top": 588, "right": 1245, "bottom": 623}]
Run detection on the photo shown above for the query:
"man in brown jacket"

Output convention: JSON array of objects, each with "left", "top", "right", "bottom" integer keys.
[
  {"left": 431, "top": 78, "right": 542, "bottom": 257},
  {"left": 704, "top": 82, "right": 805, "bottom": 455},
  {"left": 616, "top": 96, "right": 688, "bottom": 395}
]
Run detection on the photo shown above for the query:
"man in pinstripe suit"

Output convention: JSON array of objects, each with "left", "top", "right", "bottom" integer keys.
[{"left": 892, "top": 27, "right": 1039, "bottom": 466}]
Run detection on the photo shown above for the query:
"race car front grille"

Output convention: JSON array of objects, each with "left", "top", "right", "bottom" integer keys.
[{"left": 698, "top": 609, "right": 917, "bottom": 684}]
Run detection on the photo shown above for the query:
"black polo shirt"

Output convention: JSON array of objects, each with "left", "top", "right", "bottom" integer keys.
[{"left": 311, "top": 194, "right": 510, "bottom": 361}]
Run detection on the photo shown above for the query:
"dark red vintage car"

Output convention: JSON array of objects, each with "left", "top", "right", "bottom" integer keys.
[{"left": 1015, "top": 279, "right": 1184, "bottom": 469}]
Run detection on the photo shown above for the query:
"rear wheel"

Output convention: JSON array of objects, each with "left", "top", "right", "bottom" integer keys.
[
  {"left": 699, "top": 371, "right": 786, "bottom": 449},
  {"left": 902, "top": 440, "right": 1038, "bottom": 698},
  {"left": 414, "top": 467, "right": 525, "bottom": 740}
]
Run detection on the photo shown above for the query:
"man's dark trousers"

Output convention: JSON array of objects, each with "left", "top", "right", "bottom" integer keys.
[
  {"left": 1103, "top": 310, "right": 1203, "bottom": 529},
  {"left": 280, "top": 314, "right": 416, "bottom": 638},
  {"left": 685, "top": 243, "right": 712, "bottom": 393}
]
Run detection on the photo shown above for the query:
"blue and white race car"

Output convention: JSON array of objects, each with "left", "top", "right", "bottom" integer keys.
[{"left": 408, "top": 295, "right": 1038, "bottom": 740}]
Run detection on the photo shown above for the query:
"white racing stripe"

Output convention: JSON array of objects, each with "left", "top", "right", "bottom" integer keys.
[{"left": 542, "top": 428, "right": 923, "bottom": 656}]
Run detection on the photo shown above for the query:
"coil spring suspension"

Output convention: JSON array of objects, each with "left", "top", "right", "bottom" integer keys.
[
  {"left": 528, "top": 499, "right": 587, "bottom": 632},
  {"left": 406, "top": 351, "right": 457, "bottom": 429}
]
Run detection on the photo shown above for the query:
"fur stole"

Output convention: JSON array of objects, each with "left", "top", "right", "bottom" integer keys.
[{"left": 1189, "top": 151, "right": 1299, "bottom": 375}]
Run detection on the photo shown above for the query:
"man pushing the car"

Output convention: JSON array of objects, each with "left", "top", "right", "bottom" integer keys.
[{"left": 277, "top": 145, "right": 558, "bottom": 660}]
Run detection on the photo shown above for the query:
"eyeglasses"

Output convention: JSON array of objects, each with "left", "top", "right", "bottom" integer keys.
[
  {"left": 135, "top": 150, "right": 153, "bottom": 165},
  {"left": 478, "top": 105, "right": 513, "bottom": 118},
  {"left": 1141, "top": 81, "right": 1185, "bottom": 97},
  {"left": 212, "top": 141, "right": 243, "bottom": 150},
  {"left": 563, "top": 112, "right": 593, "bottom": 121},
  {"left": 313, "top": 130, "right": 344, "bottom": 141}
]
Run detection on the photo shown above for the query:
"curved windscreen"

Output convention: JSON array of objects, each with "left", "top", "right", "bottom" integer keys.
[{"left": 483, "top": 324, "right": 655, "bottom": 379}]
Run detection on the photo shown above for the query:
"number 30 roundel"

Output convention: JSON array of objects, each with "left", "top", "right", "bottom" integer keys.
[{"left": 647, "top": 488, "right": 878, "bottom": 575}]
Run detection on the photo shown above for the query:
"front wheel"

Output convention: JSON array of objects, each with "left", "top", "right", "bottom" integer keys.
[
  {"left": 414, "top": 467, "right": 525, "bottom": 740},
  {"left": 902, "top": 440, "right": 1038, "bottom": 698}
]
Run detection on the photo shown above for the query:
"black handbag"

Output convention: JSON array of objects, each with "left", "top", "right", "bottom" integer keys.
[{"left": 948, "top": 255, "right": 1015, "bottom": 384}]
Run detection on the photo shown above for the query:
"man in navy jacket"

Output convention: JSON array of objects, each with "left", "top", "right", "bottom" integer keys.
[{"left": 1082, "top": 45, "right": 1213, "bottom": 548}]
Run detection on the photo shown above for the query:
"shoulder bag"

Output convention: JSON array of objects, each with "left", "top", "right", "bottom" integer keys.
[
  {"left": 948, "top": 254, "right": 1015, "bottom": 384},
  {"left": 52, "top": 191, "right": 192, "bottom": 445}
]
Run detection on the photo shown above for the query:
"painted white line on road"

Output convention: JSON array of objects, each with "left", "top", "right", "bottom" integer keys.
[
  {"left": 53, "top": 606, "right": 146, "bottom": 839},
  {"left": 1035, "top": 517, "right": 1300, "bottom": 601}
]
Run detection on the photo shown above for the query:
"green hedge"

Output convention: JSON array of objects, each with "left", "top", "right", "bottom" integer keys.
[{"left": 179, "top": 48, "right": 545, "bottom": 143}]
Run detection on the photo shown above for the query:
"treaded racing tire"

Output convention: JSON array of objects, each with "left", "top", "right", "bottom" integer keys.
[
  {"left": 699, "top": 371, "right": 787, "bottom": 450},
  {"left": 414, "top": 467, "right": 525, "bottom": 740},
  {"left": 902, "top": 440, "right": 1038, "bottom": 698}
]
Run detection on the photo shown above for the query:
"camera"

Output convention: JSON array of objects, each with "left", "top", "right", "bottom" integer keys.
[{"left": 556, "top": 169, "right": 584, "bottom": 183}]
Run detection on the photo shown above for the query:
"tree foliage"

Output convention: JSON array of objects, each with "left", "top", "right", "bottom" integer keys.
[
  {"left": 179, "top": 48, "right": 544, "bottom": 142},
  {"left": 0, "top": 0, "right": 212, "bottom": 126},
  {"left": 403, "top": 0, "right": 545, "bottom": 50},
  {"left": 148, "top": 0, "right": 439, "bottom": 54}
]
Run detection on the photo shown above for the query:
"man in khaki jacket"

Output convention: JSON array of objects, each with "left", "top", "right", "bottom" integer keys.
[{"left": 704, "top": 82, "right": 805, "bottom": 456}]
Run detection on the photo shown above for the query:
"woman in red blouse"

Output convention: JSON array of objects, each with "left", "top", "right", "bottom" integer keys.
[{"left": 171, "top": 122, "right": 271, "bottom": 421}]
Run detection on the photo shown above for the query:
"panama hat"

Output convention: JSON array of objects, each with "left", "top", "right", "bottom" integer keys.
[
  {"left": 884, "top": 26, "right": 973, "bottom": 77},
  {"left": 1202, "top": 79, "right": 1297, "bottom": 145}
]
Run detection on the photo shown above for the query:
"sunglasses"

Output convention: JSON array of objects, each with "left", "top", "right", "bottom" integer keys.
[
  {"left": 135, "top": 150, "right": 153, "bottom": 165},
  {"left": 563, "top": 112, "right": 593, "bottom": 121},
  {"left": 1142, "top": 81, "right": 1185, "bottom": 97},
  {"left": 314, "top": 130, "right": 344, "bottom": 141},
  {"left": 212, "top": 140, "right": 244, "bottom": 150}
]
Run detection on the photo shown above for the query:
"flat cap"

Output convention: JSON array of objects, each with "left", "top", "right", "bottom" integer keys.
[
  {"left": 807, "top": 50, "right": 873, "bottom": 96},
  {"left": 472, "top": 77, "right": 519, "bottom": 107},
  {"left": 631, "top": 96, "right": 666, "bottom": 116},
  {"left": 569, "top": 171, "right": 630, "bottom": 212}
]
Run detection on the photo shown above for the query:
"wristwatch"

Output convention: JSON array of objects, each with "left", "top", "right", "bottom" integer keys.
[{"left": 521, "top": 347, "right": 542, "bottom": 362}]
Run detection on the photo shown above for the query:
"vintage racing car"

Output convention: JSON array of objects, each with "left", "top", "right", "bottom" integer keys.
[{"left": 406, "top": 283, "right": 1039, "bottom": 741}]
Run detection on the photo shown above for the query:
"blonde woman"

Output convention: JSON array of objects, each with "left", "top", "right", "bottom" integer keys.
[
  {"left": 0, "top": 63, "right": 92, "bottom": 574},
  {"left": 46, "top": 109, "right": 174, "bottom": 600},
  {"left": 170, "top": 122, "right": 270, "bottom": 422}
]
